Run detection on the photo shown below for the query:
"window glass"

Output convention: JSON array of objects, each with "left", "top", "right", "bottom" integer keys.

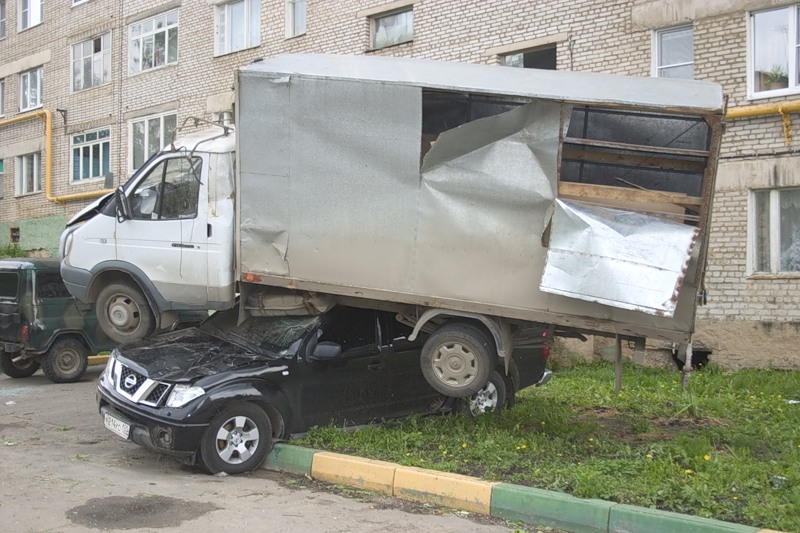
[
  {"left": 16, "top": 153, "right": 41, "bottom": 195},
  {"left": 752, "top": 7, "right": 792, "bottom": 93},
  {"left": 779, "top": 188, "right": 800, "bottom": 271},
  {"left": 286, "top": 0, "right": 306, "bottom": 37},
  {"left": 72, "top": 33, "right": 111, "bottom": 92},
  {"left": 0, "top": 1, "right": 6, "bottom": 39},
  {"left": 318, "top": 308, "right": 376, "bottom": 353},
  {"left": 752, "top": 188, "right": 800, "bottom": 273},
  {"left": 0, "top": 272, "right": 18, "bottom": 298},
  {"left": 20, "top": 0, "right": 43, "bottom": 30},
  {"left": 504, "top": 46, "right": 556, "bottom": 69},
  {"left": 656, "top": 26, "right": 693, "bottom": 79},
  {"left": 131, "top": 157, "right": 201, "bottom": 220},
  {"left": 129, "top": 10, "right": 178, "bottom": 73},
  {"left": 215, "top": 0, "right": 261, "bottom": 55},
  {"left": 130, "top": 112, "right": 177, "bottom": 171},
  {"left": 72, "top": 128, "right": 110, "bottom": 181},
  {"left": 372, "top": 9, "right": 413, "bottom": 49},
  {"left": 20, "top": 67, "right": 42, "bottom": 110}
]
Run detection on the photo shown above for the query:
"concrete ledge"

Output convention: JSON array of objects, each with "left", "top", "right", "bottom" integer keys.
[
  {"left": 264, "top": 443, "right": 316, "bottom": 476},
  {"left": 609, "top": 504, "right": 760, "bottom": 533},
  {"left": 491, "top": 483, "right": 614, "bottom": 533},
  {"left": 393, "top": 465, "right": 496, "bottom": 515},
  {"left": 311, "top": 452, "right": 396, "bottom": 495}
]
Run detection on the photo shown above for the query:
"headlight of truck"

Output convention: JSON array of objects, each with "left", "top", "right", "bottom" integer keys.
[{"left": 166, "top": 384, "right": 205, "bottom": 408}]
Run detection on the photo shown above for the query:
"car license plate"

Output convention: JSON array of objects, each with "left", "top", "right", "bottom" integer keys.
[{"left": 104, "top": 412, "right": 130, "bottom": 440}]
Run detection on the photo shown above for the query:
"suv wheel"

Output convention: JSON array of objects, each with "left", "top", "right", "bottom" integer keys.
[
  {"left": 42, "top": 338, "right": 89, "bottom": 383},
  {"left": 0, "top": 350, "right": 40, "bottom": 378},
  {"left": 199, "top": 402, "right": 273, "bottom": 475}
]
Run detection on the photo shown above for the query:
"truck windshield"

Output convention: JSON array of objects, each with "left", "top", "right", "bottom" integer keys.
[{"left": 200, "top": 309, "right": 322, "bottom": 355}]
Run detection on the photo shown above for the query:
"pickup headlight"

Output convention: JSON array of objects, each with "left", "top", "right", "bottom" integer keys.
[
  {"left": 103, "top": 352, "right": 118, "bottom": 386},
  {"left": 166, "top": 384, "right": 205, "bottom": 408}
]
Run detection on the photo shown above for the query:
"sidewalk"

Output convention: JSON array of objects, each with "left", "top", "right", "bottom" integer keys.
[{"left": 263, "top": 443, "right": 784, "bottom": 533}]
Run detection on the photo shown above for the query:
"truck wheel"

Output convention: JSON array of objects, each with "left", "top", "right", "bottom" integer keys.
[
  {"left": 463, "top": 370, "right": 507, "bottom": 417},
  {"left": 421, "top": 322, "right": 497, "bottom": 397},
  {"left": 199, "top": 402, "right": 273, "bottom": 475},
  {"left": 0, "top": 350, "right": 40, "bottom": 378},
  {"left": 42, "top": 338, "right": 89, "bottom": 383},
  {"left": 96, "top": 281, "right": 155, "bottom": 344}
]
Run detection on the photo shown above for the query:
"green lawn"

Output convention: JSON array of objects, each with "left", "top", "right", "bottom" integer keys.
[{"left": 295, "top": 361, "right": 800, "bottom": 532}]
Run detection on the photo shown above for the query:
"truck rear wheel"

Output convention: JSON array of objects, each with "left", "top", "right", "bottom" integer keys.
[
  {"left": 96, "top": 281, "right": 155, "bottom": 344},
  {"left": 421, "top": 322, "right": 496, "bottom": 397},
  {"left": 0, "top": 350, "right": 40, "bottom": 378},
  {"left": 42, "top": 338, "right": 89, "bottom": 383}
]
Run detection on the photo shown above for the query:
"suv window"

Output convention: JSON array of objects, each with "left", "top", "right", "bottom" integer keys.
[
  {"left": 0, "top": 272, "right": 19, "bottom": 298},
  {"left": 35, "top": 272, "right": 72, "bottom": 299}
]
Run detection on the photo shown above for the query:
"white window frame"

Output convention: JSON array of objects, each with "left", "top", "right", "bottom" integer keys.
[
  {"left": 72, "top": 0, "right": 90, "bottom": 6},
  {"left": 72, "top": 32, "right": 112, "bottom": 92},
  {"left": 0, "top": 158, "right": 4, "bottom": 199},
  {"left": 748, "top": 5, "right": 800, "bottom": 99},
  {"left": 749, "top": 187, "right": 800, "bottom": 275},
  {"left": 18, "top": 0, "right": 43, "bottom": 31},
  {"left": 1, "top": 0, "right": 7, "bottom": 40},
  {"left": 214, "top": 0, "right": 262, "bottom": 56},
  {"left": 0, "top": 79, "right": 5, "bottom": 117},
  {"left": 370, "top": 8, "right": 413, "bottom": 50},
  {"left": 19, "top": 67, "right": 42, "bottom": 111},
  {"left": 652, "top": 25, "right": 694, "bottom": 79},
  {"left": 129, "top": 10, "right": 179, "bottom": 74},
  {"left": 15, "top": 152, "right": 41, "bottom": 196},
  {"left": 128, "top": 112, "right": 177, "bottom": 172},
  {"left": 72, "top": 128, "right": 111, "bottom": 182},
  {"left": 285, "top": 0, "right": 306, "bottom": 38}
]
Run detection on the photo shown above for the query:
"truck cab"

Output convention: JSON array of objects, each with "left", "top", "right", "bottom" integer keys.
[{"left": 60, "top": 128, "right": 236, "bottom": 344}]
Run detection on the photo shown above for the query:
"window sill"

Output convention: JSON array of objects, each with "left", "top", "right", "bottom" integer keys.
[
  {"left": 128, "top": 62, "right": 178, "bottom": 78},
  {"left": 19, "top": 105, "right": 44, "bottom": 114},
  {"left": 747, "top": 86, "right": 800, "bottom": 101},
  {"left": 18, "top": 22, "right": 44, "bottom": 34},
  {"left": 213, "top": 43, "right": 261, "bottom": 58},
  {"left": 70, "top": 177, "right": 106, "bottom": 186},
  {"left": 285, "top": 31, "right": 307, "bottom": 41},
  {"left": 14, "top": 191, "right": 42, "bottom": 198},
  {"left": 71, "top": 81, "right": 112, "bottom": 95},
  {"left": 747, "top": 272, "right": 800, "bottom": 280},
  {"left": 367, "top": 38, "right": 413, "bottom": 52}
]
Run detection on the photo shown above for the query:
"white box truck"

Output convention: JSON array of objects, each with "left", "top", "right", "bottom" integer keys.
[{"left": 60, "top": 54, "right": 725, "bottom": 396}]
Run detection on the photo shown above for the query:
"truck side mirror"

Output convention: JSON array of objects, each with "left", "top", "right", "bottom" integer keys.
[{"left": 115, "top": 186, "right": 131, "bottom": 222}]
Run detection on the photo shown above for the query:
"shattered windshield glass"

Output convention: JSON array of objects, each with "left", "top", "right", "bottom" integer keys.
[{"left": 200, "top": 309, "right": 322, "bottom": 355}]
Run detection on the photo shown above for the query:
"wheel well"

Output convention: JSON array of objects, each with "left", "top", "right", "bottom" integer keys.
[
  {"left": 87, "top": 270, "right": 142, "bottom": 302},
  {"left": 48, "top": 333, "right": 90, "bottom": 352},
  {"left": 216, "top": 398, "right": 286, "bottom": 440}
]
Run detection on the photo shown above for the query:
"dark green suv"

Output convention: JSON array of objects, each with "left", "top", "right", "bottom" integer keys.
[{"left": 0, "top": 258, "right": 116, "bottom": 383}]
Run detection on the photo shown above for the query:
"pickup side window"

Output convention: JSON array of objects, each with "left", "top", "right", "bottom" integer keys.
[
  {"left": 317, "top": 307, "right": 377, "bottom": 357},
  {"left": 0, "top": 273, "right": 18, "bottom": 299},
  {"left": 131, "top": 157, "right": 201, "bottom": 220}
]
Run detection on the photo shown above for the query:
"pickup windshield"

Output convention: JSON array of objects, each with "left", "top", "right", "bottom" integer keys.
[{"left": 200, "top": 309, "right": 322, "bottom": 355}]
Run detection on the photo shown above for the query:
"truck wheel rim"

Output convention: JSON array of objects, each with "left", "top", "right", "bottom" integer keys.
[
  {"left": 432, "top": 341, "right": 477, "bottom": 387},
  {"left": 215, "top": 415, "right": 260, "bottom": 465},
  {"left": 107, "top": 295, "right": 141, "bottom": 332}
]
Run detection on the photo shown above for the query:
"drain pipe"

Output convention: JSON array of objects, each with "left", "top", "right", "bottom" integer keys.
[
  {"left": 726, "top": 100, "right": 800, "bottom": 145},
  {"left": 0, "top": 109, "right": 114, "bottom": 204}
]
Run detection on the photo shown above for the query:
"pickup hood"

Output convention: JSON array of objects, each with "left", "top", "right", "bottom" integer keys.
[{"left": 117, "top": 328, "right": 284, "bottom": 381}]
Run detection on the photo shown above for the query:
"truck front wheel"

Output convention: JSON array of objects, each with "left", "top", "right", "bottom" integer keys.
[
  {"left": 420, "top": 322, "right": 497, "bottom": 397},
  {"left": 0, "top": 350, "right": 40, "bottom": 378},
  {"left": 96, "top": 281, "right": 155, "bottom": 344},
  {"left": 42, "top": 338, "right": 89, "bottom": 383}
]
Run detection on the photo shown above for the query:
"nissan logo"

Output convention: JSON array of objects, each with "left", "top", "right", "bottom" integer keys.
[{"left": 124, "top": 374, "right": 138, "bottom": 389}]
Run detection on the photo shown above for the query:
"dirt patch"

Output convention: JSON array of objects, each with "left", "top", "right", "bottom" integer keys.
[
  {"left": 574, "top": 406, "right": 723, "bottom": 445},
  {"left": 67, "top": 495, "right": 219, "bottom": 530}
]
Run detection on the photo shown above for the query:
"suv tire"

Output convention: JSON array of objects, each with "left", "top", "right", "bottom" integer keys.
[
  {"left": 0, "top": 350, "right": 40, "bottom": 378},
  {"left": 199, "top": 402, "right": 273, "bottom": 475},
  {"left": 42, "top": 338, "right": 89, "bottom": 383}
]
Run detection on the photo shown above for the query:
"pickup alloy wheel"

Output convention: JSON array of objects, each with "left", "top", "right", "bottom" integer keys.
[
  {"left": 96, "top": 281, "right": 156, "bottom": 344},
  {"left": 464, "top": 370, "right": 507, "bottom": 417},
  {"left": 421, "top": 322, "right": 497, "bottom": 397},
  {"left": 42, "top": 338, "right": 89, "bottom": 383},
  {"left": 0, "top": 350, "right": 40, "bottom": 378},
  {"left": 199, "top": 402, "right": 273, "bottom": 475}
]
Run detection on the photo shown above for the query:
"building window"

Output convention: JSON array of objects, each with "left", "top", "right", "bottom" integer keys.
[
  {"left": 72, "top": 0, "right": 89, "bottom": 5},
  {"left": 19, "top": 0, "right": 42, "bottom": 31},
  {"left": 72, "top": 33, "right": 111, "bottom": 92},
  {"left": 0, "top": 78, "right": 5, "bottom": 117},
  {"left": 214, "top": 0, "right": 261, "bottom": 56},
  {"left": 72, "top": 128, "right": 110, "bottom": 182},
  {"left": 19, "top": 67, "right": 42, "bottom": 111},
  {"left": 654, "top": 26, "right": 693, "bottom": 79},
  {"left": 504, "top": 46, "right": 557, "bottom": 69},
  {"left": 1, "top": 1, "right": 7, "bottom": 39},
  {"left": 285, "top": 0, "right": 306, "bottom": 38},
  {"left": 9, "top": 227, "right": 19, "bottom": 243},
  {"left": 129, "top": 10, "right": 178, "bottom": 73},
  {"left": 0, "top": 159, "right": 4, "bottom": 199},
  {"left": 130, "top": 112, "right": 177, "bottom": 170},
  {"left": 16, "top": 153, "right": 41, "bottom": 195},
  {"left": 752, "top": 188, "right": 800, "bottom": 273},
  {"left": 750, "top": 6, "right": 798, "bottom": 95},
  {"left": 371, "top": 8, "right": 413, "bottom": 50}
]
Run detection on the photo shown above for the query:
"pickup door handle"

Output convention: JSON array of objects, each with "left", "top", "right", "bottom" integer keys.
[
  {"left": 367, "top": 362, "right": 384, "bottom": 371},
  {"left": 171, "top": 243, "right": 195, "bottom": 249}
]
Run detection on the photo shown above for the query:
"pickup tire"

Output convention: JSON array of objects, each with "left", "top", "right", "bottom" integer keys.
[
  {"left": 199, "top": 402, "right": 273, "bottom": 475},
  {"left": 463, "top": 369, "right": 507, "bottom": 417},
  {"left": 0, "top": 350, "right": 40, "bottom": 378},
  {"left": 42, "top": 338, "right": 89, "bottom": 383},
  {"left": 421, "top": 322, "right": 497, "bottom": 397},
  {"left": 96, "top": 281, "right": 155, "bottom": 344}
]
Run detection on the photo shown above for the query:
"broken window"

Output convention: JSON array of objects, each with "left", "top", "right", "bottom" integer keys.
[
  {"left": 503, "top": 45, "right": 557, "bottom": 70},
  {"left": 131, "top": 156, "right": 201, "bottom": 220},
  {"left": 752, "top": 187, "right": 800, "bottom": 273}
]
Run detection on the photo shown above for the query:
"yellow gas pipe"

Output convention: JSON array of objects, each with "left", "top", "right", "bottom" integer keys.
[{"left": 726, "top": 100, "right": 800, "bottom": 145}]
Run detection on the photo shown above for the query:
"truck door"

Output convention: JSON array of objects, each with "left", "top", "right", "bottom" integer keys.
[{"left": 117, "top": 155, "right": 207, "bottom": 306}]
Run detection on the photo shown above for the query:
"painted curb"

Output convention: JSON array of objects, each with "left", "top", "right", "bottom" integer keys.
[
  {"left": 263, "top": 445, "right": 787, "bottom": 533},
  {"left": 491, "top": 483, "right": 613, "bottom": 533}
]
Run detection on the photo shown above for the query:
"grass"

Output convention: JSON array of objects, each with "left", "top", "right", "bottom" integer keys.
[
  {"left": 0, "top": 244, "right": 24, "bottom": 258},
  {"left": 294, "top": 361, "right": 800, "bottom": 532}
]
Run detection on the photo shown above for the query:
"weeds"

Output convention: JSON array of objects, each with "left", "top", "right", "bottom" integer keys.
[{"left": 295, "top": 362, "right": 800, "bottom": 532}]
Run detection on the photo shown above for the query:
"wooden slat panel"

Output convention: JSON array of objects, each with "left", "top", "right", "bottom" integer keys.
[{"left": 558, "top": 182, "right": 702, "bottom": 207}]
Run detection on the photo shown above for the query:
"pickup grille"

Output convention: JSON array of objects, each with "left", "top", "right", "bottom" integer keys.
[{"left": 113, "top": 362, "right": 171, "bottom": 407}]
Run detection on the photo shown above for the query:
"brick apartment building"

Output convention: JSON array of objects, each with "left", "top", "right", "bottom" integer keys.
[{"left": 0, "top": 0, "right": 798, "bottom": 368}]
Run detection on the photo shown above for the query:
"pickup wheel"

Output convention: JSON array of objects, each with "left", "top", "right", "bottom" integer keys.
[
  {"left": 199, "top": 402, "right": 273, "bottom": 475},
  {"left": 0, "top": 350, "right": 40, "bottom": 378},
  {"left": 42, "top": 338, "right": 89, "bottom": 383},
  {"left": 421, "top": 322, "right": 497, "bottom": 397},
  {"left": 96, "top": 281, "right": 155, "bottom": 344},
  {"left": 463, "top": 370, "right": 507, "bottom": 417}
]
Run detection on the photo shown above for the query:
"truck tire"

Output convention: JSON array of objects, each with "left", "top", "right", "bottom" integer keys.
[
  {"left": 42, "top": 338, "right": 89, "bottom": 383},
  {"left": 0, "top": 350, "right": 40, "bottom": 378},
  {"left": 421, "top": 322, "right": 497, "bottom": 397},
  {"left": 96, "top": 280, "right": 155, "bottom": 344},
  {"left": 199, "top": 402, "right": 273, "bottom": 475}
]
